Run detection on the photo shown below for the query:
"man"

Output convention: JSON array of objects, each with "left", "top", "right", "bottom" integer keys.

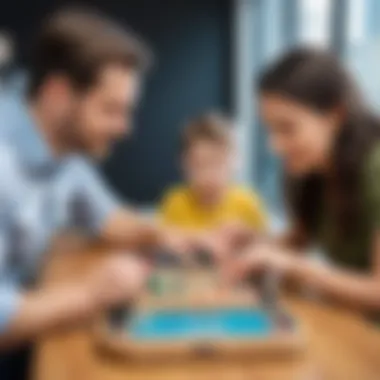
[{"left": 0, "top": 7, "right": 191, "bottom": 376}]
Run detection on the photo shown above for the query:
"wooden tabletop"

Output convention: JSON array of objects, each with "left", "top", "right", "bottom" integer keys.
[{"left": 32, "top": 238, "right": 380, "bottom": 380}]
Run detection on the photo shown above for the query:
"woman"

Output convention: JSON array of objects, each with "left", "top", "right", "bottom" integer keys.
[{"left": 229, "top": 47, "right": 380, "bottom": 311}]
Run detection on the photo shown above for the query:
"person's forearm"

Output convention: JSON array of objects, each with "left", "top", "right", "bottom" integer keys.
[
  {"left": 276, "top": 224, "right": 310, "bottom": 250},
  {"left": 101, "top": 209, "right": 163, "bottom": 249},
  {"left": 291, "top": 258, "right": 380, "bottom": 310},
  {"left": 0, "top": 282, "right": 96, "bottom": 350}
]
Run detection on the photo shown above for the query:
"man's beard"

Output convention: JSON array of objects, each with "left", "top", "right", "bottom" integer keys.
[{"left": 55, "top": 112, "right": 89, "bottom": 155}]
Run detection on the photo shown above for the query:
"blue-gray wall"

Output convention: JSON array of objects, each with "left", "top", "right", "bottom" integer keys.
[
  {"left": 101, "top": 0, "right": 232, "bottom": 204},
  {"left": 0, "top": 0, "right": 232, "bottom": 204}
]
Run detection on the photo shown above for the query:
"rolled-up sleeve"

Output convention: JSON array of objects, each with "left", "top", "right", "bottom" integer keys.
[
  {"left": 0, "top": 284, "right": 21, "bottom": 333},
  {"left": 0, "top": 235, "right": 21, "bottom": 333},
  {"left": 365, "top": 146, "right": 380, "bottom": 227},
  {"left": 0, "top": 144, "right": 22, "bottom": 334},
  {"left": 72, "top": 159, "right": 122, "bottom": 233}
]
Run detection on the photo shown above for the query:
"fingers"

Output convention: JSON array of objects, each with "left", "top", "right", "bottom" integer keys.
[
  {"left": 220, "top": 253, "right": 260, "bottom": 286},
  {"left": 162, "top": 228, "right": 197, "bottom": 258},
  {"left": 90, "top": 252, "right": 151, "bottom": 309},
  {"left": 219, "top": 242, "right": 274, "bottom": 285}
]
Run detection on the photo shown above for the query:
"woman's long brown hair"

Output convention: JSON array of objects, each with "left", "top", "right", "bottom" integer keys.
[{"left": 258, "top": 47, "right": 380, "bottom": 238}]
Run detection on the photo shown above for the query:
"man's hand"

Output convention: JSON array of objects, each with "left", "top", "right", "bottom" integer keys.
[
  {"left": 87, "top": 253, "right": 151, "bottom": 310},
  {"left": 0, "top": 252, "right": 151, "bottom": 350},
  {"left": 101, "top": 209, "right": 196, "bottom": 257}
]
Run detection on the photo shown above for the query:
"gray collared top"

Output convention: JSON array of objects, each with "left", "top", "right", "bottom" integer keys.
[{"left": 0, "top": 95, "right": 121, "bottom": 333}]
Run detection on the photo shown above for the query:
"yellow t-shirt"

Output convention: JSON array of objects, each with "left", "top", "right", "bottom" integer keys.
[{"left": 160, "top": 185, "right": 267, "bottom": 231}]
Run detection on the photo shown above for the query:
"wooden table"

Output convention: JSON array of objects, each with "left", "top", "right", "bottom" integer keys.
[{"left": 32, "top": 238, "right": 380, "bottom": 380}]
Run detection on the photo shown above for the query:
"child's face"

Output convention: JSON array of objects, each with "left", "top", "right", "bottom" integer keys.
[{"left": 183, "top": 140, "right": 234, "bottom": 196}]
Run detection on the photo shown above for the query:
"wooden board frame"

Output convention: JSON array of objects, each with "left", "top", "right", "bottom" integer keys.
[{"left": 93, "top": 270, "right": 306, "bottom": 360}]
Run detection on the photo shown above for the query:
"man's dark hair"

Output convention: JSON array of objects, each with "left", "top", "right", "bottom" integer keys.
[{"left": 28, "top": 7, "right": 152, "bottom": 97}]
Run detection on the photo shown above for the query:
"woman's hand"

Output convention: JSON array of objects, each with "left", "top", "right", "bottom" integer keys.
[{"left": 223, "top": 242, "right": 298, "bottom": 283}]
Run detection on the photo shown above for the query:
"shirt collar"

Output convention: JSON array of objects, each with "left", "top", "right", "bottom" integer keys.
[{"left": 10, "top": 98, "right": 59, "bottom": 174}]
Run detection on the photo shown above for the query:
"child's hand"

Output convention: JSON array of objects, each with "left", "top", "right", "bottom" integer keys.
[
  {"left": 215, "top": 221, "right": 257, "bottom": 249},
  {"left": 193, "top": 231, "right": 229, "bottom": 260},
  {"left": 199, "top": 222, "right": 256, "bottom": 263},
  {"left": 159, "top": 227, "right": 195, "bottom": 256}
]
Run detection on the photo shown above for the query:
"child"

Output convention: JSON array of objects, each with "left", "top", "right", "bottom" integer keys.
[{"left": 160, "top": 113, "right": 267, "bottom": 257}]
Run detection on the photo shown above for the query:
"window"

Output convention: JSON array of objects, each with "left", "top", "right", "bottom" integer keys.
[
  {"left": 346, "top": 0, "right": 380, "bottom": 109},
  {"left": 299, "top": 0, "right": 332, "bottom": 46}
]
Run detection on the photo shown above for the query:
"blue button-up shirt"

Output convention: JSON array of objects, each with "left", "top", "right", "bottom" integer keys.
[{"left": 0, "top": 96, "right": 121, "bottom": 333}]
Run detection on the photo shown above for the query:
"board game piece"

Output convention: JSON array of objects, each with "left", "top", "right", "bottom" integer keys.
[
  {"left": 261, "top": 269, "right": 281, "bottom": 319},
  {"left": 147, "top": 273, "right": 163, "bottom": 296}
]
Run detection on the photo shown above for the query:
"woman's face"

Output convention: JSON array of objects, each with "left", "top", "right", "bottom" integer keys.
[{"left": 259, "top": 93, "right": 339, "bottom": 176}]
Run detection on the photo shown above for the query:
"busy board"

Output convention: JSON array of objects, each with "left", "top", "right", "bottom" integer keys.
[{"left": 94, "top": 269, "right": 304, "bottom": 360}]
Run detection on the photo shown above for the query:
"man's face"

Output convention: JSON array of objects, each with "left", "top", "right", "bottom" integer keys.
[{"left": 63, "top": 64, "right": 141, "bottom": 158}]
